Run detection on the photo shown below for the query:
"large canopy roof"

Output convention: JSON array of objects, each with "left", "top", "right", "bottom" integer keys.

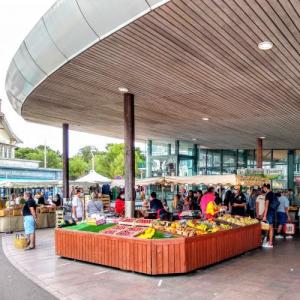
[{"left": 5, "top": 0, "right": 300, "bottom": 149}]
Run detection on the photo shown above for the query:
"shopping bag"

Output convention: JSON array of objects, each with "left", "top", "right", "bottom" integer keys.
[
  {"left": 261, "top": 221, "right": 270, "bottom": 231},
  {"left": 283, "top": 223, "right": 295, "bottom": 235},
  {"left": 14, "top": 234, "right": 28, "bottom": 249}
]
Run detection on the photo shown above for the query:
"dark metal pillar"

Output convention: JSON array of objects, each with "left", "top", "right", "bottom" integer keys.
[
  {"left": 146, "top": 140, "right": 152, "bottom": 178},
  {"left": 124, "top": 93, "right": 135, "bottom": 218},
  {"left": 256, "top": 138, "right": 263, "bottom": 169},
  {"left": 193, "top": 144, "right": 198, "bottom": 176},
  {"left": 175, "top": 140, "right": 180, "bottom": 176},
  {"left": 62, "top": 123, "right": 69, "bottom": 204}
]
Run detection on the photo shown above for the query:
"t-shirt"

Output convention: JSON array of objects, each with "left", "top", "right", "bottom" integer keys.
[
  {"left": 231, "top": 194, "right": 246, "bottom": 216},
  {"left": 277, "top": 196, "right": 289, "bottom": 213},
  {"left": 256, "top": 194, "right": 265, "bottom": 216},
  {"left": 150, "top": 198, "right": 164, "bottom": 211},
  {"left": 72, "top": 196, "right": 83, "bottom": 219},
  {"left": 23, "top": 199, "right": 37, "bottom": 216},
  {"left": 265, "top": 191, "right": 275, "bottom": 213},
  {"left": 87, "top": 200, "right": 103, "bottom": 217}
]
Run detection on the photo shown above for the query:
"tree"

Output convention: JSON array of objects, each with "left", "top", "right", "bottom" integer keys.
[
  {"left": 95, "top": 144, "right": 145, "bottom": 179},
  {"left": 78, "top": 146, "right": 99, "bottom": 163},
  {"left": 69, "top": 156, "right": 89, "bottom": 180},
  {"left": 15, "top": 145, "right": 62, "bottom": 169}
]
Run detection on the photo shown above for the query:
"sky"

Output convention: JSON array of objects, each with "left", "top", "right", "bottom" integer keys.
[{"left": 0, "top": 0, "right": 132, "bottom": 156}]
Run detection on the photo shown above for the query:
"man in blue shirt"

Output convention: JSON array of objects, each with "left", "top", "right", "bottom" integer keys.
[
  {"left": 149, "top": 192, "right": 163, "bottom": 212},
  {"left": 275, "top": 191, "right": 290, "bottom": 239}
]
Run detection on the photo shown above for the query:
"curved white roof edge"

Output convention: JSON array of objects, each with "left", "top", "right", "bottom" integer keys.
[{"left": 5, "top": 0, "right": 170, "bottom": 116}]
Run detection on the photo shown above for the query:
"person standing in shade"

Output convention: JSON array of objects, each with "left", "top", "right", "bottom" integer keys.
[
  {"left": 87, "top": 192, "right": 103, "bottom": 218},
  {"left": 275, "top": 191, "right": 290, "bottom": 239},
  {"left": 231, "top": 187, "right": 247, "bottom": 216},
  {"left": 115, "top": 191, "right": 125, "bottom": 217},
  {"left": 149, "top": 192, "right": 164, "bottom": 212},
  {"left": 72, "top": 189, "right": 84, "bottom": 222},
  {"left": 262, "top": 184, "right": 277, "bottom": 248},
  {"left": 23, "top": 192, "right": 37, "bottom": 250}
]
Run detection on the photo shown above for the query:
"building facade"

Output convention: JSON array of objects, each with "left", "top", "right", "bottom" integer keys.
[
  {"left": 0, "top": 100, "right": 62, "bottom": 182},
  {"left": 146, "top": 140, "right": 300, "bottom": 193}
]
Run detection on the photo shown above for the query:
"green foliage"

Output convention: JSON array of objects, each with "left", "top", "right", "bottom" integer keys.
[
  {"left": 69, "top": 156, "right": 89, "bottom": 180},
  {"left": 95, "top": 144, "right": 145, "bottom": 179},
  {"left": 15, "top": 143, "right": 145, "bottom": 180},
  {"left": 15, "top": 145, "right": 62, "bottom": 169}
]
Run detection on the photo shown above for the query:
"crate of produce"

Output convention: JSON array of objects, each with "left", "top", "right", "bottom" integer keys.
[
  {"left": 0, "top": 209, "right": 10, "bottom": 217},
  {"left": 118, "top": 218, "right": 137, "bottom": 226},
  {"left": 48, "top": 206, "right": 56, "bottom": 213},
  {"left": 135, "top": 219, "right": 153, "bottom": 227},
  {"left": 12, "top": 209, "right": 22, "bottom": 216}
]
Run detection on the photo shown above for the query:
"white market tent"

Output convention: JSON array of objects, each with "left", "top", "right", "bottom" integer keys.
[
  {"left": 0, "top": 179, "right": 60, "bottom": 188},
  {"left": 75, "top": 170, "right": 111, "bottom": 185},
  {"left": 111, "top": 175, "right": 238, "bottom": 188}
]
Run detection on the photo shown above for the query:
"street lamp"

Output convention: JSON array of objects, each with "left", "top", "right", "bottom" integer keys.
[{"left": 91, "top": 149, "right": 96, "bottom": 170}]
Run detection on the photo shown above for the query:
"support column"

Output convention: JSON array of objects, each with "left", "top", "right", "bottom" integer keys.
[
  {"left": 175, "top": 140, "right": 180, "bottom": 176},
  {"left": 62, "top": 123, "right": 69, "bottom": 205},
  {"left": 146, "top": 140, "right": 152, "bottom": 178},
  {"left": 287, "top": 150, "right": 295, "bottom": 190},
  {"left": 124, "top": 93, "right": 135, "bottom": 218},
  {"left": 256, "top": 138, "right": 263, "bottom": 169}
]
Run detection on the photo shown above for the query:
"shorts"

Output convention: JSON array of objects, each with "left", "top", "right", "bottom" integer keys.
[
  {"left": 277, "top": 212, "right": 287, "bottom": 225},
  {"left": 267, "top": 211, "right": 276, "bottom": 225},
  {"left": 24, "top": 215, "right": 36, "bottom": 235}
]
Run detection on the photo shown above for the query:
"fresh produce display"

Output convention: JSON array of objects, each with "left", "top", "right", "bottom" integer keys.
[
  {"left": 217, "top": 215, "right": 259, "bottom": 226},
  {"left": 101, "top": 224, "right": 145, "bottom": 237},
  {"left": 152, "top": 219, "right": 233, "bottom": 237},
  {"left": 118, "top": 218, "right": 136, "bottom": 226},
  {"left": 101, "top": 228, "right": 120, "bottom": 235},
  {"left": 135, "top": 219, "right": 153, "bottom": 227},
  {"left": 138, "top": 227, "right": 156, "bottom": 239}
]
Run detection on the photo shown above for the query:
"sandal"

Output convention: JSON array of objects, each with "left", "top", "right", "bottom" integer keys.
[{"left": 24, "top": 246, "right": 35, "bottom": 251}]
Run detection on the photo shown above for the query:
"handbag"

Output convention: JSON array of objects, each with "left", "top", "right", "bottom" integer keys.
[
  {"left": 283, "top": 223, "right": 295, "bottom": 235},
  {"left": 261, "top": 221, "right": 270, "bottom": 231}
]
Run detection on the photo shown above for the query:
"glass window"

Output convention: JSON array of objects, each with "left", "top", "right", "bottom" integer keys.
[
  {"left": 247, "top": 150, "right": 256, "bottom": 167},
  {"left": 207, "top": 150, "right": 221, "bottom": 168},
  {"left": 223, "top": 150, "right": 237, "bottom": 167},
  {"left": 179, "top": 142, "right": 195, "bottom": 156},
  {"left": 272, "top": 164, "right": 288, "bottom": 190},
  {"left": 179, "top": 159, "right": 193, "bottom": 176},
  {"left": 272, "top": 150, "right": 288, "bottom": 164},
  {"left": 151, "top": 141, "right": 175, "bottom": 156},
  {"left": 151, "top": 157, "right": 177, "bottom": 177},
  {"left": 296, "top": 150, "right": 300, "bottom": 172},
  {"left": 238, "top": 150, "right": 247, "bottom": 168},
  {"left": 263, "top": 150, "right": 272, "bottom": 167}
]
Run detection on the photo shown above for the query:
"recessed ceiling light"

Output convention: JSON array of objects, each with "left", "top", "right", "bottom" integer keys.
[
  {"left": 118, "top": 87, "right": 129, "bottom": 93},
  {"left": 259, "top": 136, "right": 266, "bottom": 139},
  {"left": 192, "top": 138, "right": 197, "bottom": 141},
  {"left": 258, "top": 41, "right": 273, "bottom": 50},
  {"left": 202, "top": 117, "right": 210, "bottom": 121}
]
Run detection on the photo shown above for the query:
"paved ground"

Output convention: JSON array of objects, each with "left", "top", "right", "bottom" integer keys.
[
  {"left": 0, "top": 234, "right": 56, "bottom": 300},
  {"left": 2, "top": 229, "right": 300, "bottom": 300}
]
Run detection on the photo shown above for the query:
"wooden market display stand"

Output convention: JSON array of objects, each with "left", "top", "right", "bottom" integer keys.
[{"left": 55, "top": 223, "right": 261, "bottom": 275}]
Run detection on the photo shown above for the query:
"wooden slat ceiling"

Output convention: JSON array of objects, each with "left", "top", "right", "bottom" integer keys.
[{"left": 23, "top": 0, "right": 300, "bottom": 149}]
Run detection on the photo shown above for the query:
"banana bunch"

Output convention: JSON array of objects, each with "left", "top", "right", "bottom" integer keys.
[{"left": 138, "top": 227, "right": 155, "bottom": 239}]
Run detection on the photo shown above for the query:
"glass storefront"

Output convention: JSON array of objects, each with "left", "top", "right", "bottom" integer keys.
[{"left": 147, "top": 140, "right": 299, "bottom": 193}]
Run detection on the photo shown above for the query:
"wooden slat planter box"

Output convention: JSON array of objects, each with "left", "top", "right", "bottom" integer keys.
[{"left": 55, "top": 224, "right": 261, "bottom": 275}]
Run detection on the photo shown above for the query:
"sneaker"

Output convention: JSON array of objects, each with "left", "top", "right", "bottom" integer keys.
[
  {"left": 262, "top": 243, "right": 273, "bottom": 248},
  {"left": 285, "top": 235, "right": 293, "bottom": 240},
  {"left": 262, "top": 236, "right": 268, "bottom": 244},
  {"left": 275, "top": 235, "right": 284, "bottom": 239}
]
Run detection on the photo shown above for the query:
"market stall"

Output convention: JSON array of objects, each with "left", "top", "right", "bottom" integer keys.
[
  {"left": 56, "top": 216, "right": 261, "bottom": 275},
  {"left": 0, "top": 206, "right": 57, "bottom": 233}
]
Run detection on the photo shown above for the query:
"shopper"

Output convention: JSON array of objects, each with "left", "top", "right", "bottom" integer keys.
[
  {"left": 149, "top": 192, "right": 164, "bottom": 212},
  {"left": 87, "top": 192, "right": 103, "bottom": 218},
  {"left": 115, "top": 191, "right": 125, "bottom": 217},
  {"left": 262, "top": 184, "right": 279, "bottom": 248},
  {"left": 275, "top": 191, "right": 290, "bottom": 239},
  {"left": 224, "top": 187, "right": 234, "bottom": 210},
  {"left": 182, "top": 197, "right": 191, "bottom": 211},
  {"left": 187, "top": 190, "right": 199, "bottom": 210},
  {"left": 231, "top": 187, "right": 247, "bottom": 216},
  {"left": 23, "top": 192, "right": 37, "bottom": 250},
  {"left": 201, "top": 187, "right": 216, "bottom": 219},
  {"left": 52, "top": 194, "right": 62, "bottom": 207},
  {"left": 247, "top": 189, "right": 257, "bottom": 218},
  {"left": 38, "top": 192, "right": 45, "bottom": 205},
  {"left": 172, "top": 194, "right": 181, "bottom": 211},
  {"left": 255, "top": 188, "right": 265, "bottom": 219},
  {"left": 72, "top": 189, "right": 84, "bottom": 222},
  {"left": 196, "top": 190, "right": 203, "bottom": 208}
]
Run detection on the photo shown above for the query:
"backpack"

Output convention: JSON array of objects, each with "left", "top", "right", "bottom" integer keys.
[{"left": 269, "top": 192, "right": 280, "bottom": 211}]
